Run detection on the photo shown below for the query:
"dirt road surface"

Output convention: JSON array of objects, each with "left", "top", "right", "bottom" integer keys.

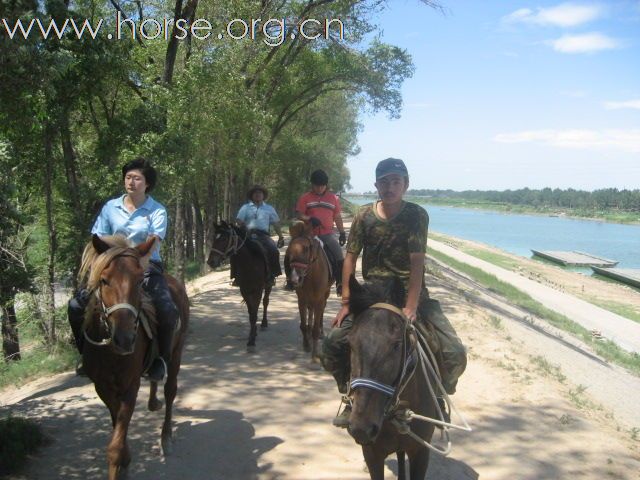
[{"left": 3, "top": 262, "right": 640, "bottom": 479}]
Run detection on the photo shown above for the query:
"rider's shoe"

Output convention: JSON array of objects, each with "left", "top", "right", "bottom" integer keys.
[
  {"left": 284, "top": 280, "right": 295, "bottom": 291},
  {"left": 336, "top": 284, "right": 343, "bottom": 297},
  {"left": 266, "top": 277, "right": 276, "bottom": 288},
  {"left": 75, "top": 358, "right": 87, "bottom": 377},
  {"left": 231, "top": 278, "right": 239, "bottom": 287},
  {"left": 146, "top": 357, "right": 167, "bottom": 384},
  {"left": 332, "top": 404, "right": 352, "bottom": 428}
]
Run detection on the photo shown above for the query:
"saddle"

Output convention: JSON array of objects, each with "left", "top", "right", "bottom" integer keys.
[{"left": 315, "top": 237, "right": 336, "bottom": 282}]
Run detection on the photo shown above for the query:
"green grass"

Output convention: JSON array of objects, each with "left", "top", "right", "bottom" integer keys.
[
  {"left": 0, "top": 305, "right": 77, "bottom": 390},
  {"left": 429, "top": 248, "right": 640, "bottom": 375},
  {"left": 0, "top": 415, "right": 48, "bottom": 476}
]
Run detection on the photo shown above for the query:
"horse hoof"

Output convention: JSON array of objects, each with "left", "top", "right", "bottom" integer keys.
[
  {"left": 303, "top": 343, "right": 311, "bottom": 353},
  {"left": 161, "top": 436, "right": 173, "bottom": 456},
  {"left": 148, "top": 398, "right": 163, "bottom": 412},
  {"left": 260, "top": 323, "right": 268, "bottom": 330}
]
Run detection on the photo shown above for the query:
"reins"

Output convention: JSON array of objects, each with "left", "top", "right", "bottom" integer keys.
[
  {"left": 211, "top": 225, "right": 248, "bottom": 259},
  {"left": 289, "top": 236, "right": 321, "bottom": 287},
  {"left": 348, "top": 302, "right": 472, "bottom": 456}
]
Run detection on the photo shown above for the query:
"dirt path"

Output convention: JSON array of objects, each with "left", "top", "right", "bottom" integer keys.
[{"left": 2, "top": 264, "right": 640, "bottom": 479}]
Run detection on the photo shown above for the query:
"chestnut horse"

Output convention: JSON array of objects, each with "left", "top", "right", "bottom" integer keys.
[
  {"left": 207, "top": 221, "right": 272, "bottom": 347},
  {"left": 285, "top": 220, "right": 333, "bottom": 360},
  {"left": 346, "top": 276, "right": 438, "bottom": 480},
  {"left": 79, "top": 234, "right": 189, "bottom": 480}
]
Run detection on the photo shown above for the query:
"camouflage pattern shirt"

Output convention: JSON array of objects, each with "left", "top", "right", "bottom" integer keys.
[{"left": 347, "top": 201, "right": 429, "bottom": 289}]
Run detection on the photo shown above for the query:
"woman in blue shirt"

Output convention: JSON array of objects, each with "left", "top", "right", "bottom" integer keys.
[{"left": 68, "top": 158, "right": 178, "bottom": 383}]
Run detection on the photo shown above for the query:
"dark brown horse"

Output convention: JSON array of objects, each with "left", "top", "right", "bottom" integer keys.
[
  {"left": 207, "top": 221, "right": 272, "bottom": 347},
  {"left": 285, "top": 220, "right": 333, "bottom": 360},
  {"left": 79, "top": 234, "right": 189, "bottom": 480},
  {"left": 346, "top": 276, "right": 438, "bottom": 480}
]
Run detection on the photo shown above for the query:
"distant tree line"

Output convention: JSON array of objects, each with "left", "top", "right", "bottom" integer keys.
[{"left": 403, "top": 188, "right": 640, "bottom": 211}]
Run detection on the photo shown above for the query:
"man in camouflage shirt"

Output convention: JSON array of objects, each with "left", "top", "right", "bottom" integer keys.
[{"left": 322, "top": 158, "right": 467, "bottom": 427}]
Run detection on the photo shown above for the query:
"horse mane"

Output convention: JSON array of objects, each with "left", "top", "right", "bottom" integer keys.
[
  {"left": 289, "top": 220, "right": 312, "bottom": 239},
  {"left": 78, "top": 235, "right": 136, "bottom": 289},
  {"left": 349, "top": 276, "right": 406, "bottom": 317}
]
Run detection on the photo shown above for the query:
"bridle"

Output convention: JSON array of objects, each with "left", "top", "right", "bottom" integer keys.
[
  {"left": 83, "top": 251, "right": 142, "bottom": 353},
  {"left": 349, "top": 302, "right": 418, "bottom": 418},
  {"left": 289, "top": 236, "right": 320, "bottom": 287},
  {"left": 210, "top": 225, "right": 248, "bottom": 260}
]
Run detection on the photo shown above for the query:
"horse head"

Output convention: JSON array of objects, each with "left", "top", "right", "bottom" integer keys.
[
  {"left": 347, "top": 275, "right": 412, "bottom": 445},
  {"left": 85, "top": 234, "right": 156, "bottom": 355},
  {"left": 207, "top": 221, "right": 242, "bottom": 269},
  {"left": 286, "top": 235, "right": 317, "bottom": 288}
]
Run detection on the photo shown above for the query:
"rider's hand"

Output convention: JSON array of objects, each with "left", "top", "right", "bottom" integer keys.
[
  {"left": 332, "top": 304, "right": 350, "bottom": 327},
  {"left": 309, "top": 217, "right": 322, "bottom": 228},
  {"left": 403, "top": 306, "right": 417, "bottom": 323},
  {"left": 338, "top": 231, "right": 347, "bottom": 246},
  {"left": 277, "top": 236, "right": 285, "bottom": 248}
]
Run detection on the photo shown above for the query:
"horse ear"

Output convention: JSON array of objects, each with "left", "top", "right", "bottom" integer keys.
[
  {"left": 136, "top": 236, "right": 157, "bottom": 259},
  {"left": 92, "top": 234, "right": 111, "bottom": 254}
]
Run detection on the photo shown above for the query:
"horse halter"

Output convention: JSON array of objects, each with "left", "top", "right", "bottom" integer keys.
[
  {"left": 289, "top": 236, "right": 319, "bottom": 286},
  {"left": 83, "top": 251, "right": 142, "bottom": 351},
  {"left": 210, "top": 225, "right": 247, "bottom": 259},
  {"left": 349, "top": 302, "right": 419, "bottom": 418}
]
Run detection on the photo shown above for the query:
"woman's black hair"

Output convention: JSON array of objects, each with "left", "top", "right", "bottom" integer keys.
[
  {"left": 310, "top": 169, "right": 329, "bottom": 186},
  {"left": 121, "top": 157, "right": 157, "bottom": 193}
]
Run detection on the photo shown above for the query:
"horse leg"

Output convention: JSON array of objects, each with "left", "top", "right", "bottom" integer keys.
[
  {"left": 311, "top": 303, "right": 324, "bottom": 362},
  {"left": 246, "top": 292, "right": 259, "bottom": 347},
  {"left": 299, "top": 300, "right": 310, "bottom": 352},
  {"left": 408, "top": 449, "right": 430, "bottom": 480},
  {"left": 161, "top": 346, "right": 182, "bottom": 456},
  {"left": 261, "top": 285, "right": 271, "bottom": 329},
  {"left": 106, "top": 383, "right": 140, "bottom": 480},
  {"left": 397, "top": 451, "right": 406, "bottom": 480},
  {"left": 362, "top": 446, "right": 386, "bottom": 480},
  {"left": 148, "top": 381, "right": 163, "bottom": 412}
]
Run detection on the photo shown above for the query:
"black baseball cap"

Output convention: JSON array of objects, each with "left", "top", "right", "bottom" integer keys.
[{"left": 375, "top": 158, "right": 409, "bottom": 180}]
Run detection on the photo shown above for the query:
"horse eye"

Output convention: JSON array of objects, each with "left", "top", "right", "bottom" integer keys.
[{"left": 100, "top": 278, "right": 109, "bottom": 286}]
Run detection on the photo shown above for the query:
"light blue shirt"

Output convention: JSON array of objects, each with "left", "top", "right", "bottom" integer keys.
[
  {"left": 236, "top": 202, "right": 280, "bottom": 233},
  {"left": 91, "top": 195, "right": 167, "bottom": 261}
]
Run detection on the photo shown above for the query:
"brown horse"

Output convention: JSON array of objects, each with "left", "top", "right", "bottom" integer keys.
[
  {"left": 346, "top": 276, "right": 438, "bottom": 480},
  {"left": 79, "top": 234, "right": 189, "bottom": 480},
  {"left": 207, "top": 221, "right": 271, "bottom": 347},
  {"left": 285, "top": 220, "right": 333, "bottom": 360}
]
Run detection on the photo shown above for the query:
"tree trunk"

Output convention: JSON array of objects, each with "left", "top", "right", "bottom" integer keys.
[
  {"left": 1, "top": 294, "right": 21, "bottom": 362},
  {"left": 192, "top": 185, "right": 204, "bottom": 270},
  {"left": 204, "top": 168, "right": 217, "bottom": 273},
  {"left": 43, "top": 125, "right": 57, "bottom": 345},
  {"left": 173, "top": 187, "right": 185, "bottom": 283},
  {"left": 60, "top": 114, "right": 83, "bottom": 290},
  {"left": 184, "top": 194, "right": 194, "bottom": 261}
]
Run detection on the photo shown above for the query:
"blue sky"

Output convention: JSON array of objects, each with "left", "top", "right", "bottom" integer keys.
[{"left": 347, "top": 0, "right": 640, "bottom": 192}]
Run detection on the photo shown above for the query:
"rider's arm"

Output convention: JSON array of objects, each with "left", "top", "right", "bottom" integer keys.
[
  {"left": 334, "top": 215, "right": 345, "bottom": 233},
  {"left": 332, "top": 251, "right": 357, "bottom": 327},
  {"left": 404, "top": 252, "right": 425, "bottom": 322},
  {"left": 272, "top": 221, "right": 283, "bottom": 238}
]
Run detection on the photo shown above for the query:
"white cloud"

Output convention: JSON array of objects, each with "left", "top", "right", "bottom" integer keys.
[
  {"left": 494, "top": 129, "right": 640, "bottom": 152},
  {"left": 549, "top": 32, "right": 621, "bottom": 53},
  {"left": 603, "top": 99, "right": 640, "bottom": 110},
  {"left": 503, "top": 3, "right": 604, "bottom": 27}
]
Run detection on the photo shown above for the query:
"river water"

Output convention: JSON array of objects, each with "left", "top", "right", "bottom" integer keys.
[{"left": 345, "top": 197, "right": 640, "bottom": 269}]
